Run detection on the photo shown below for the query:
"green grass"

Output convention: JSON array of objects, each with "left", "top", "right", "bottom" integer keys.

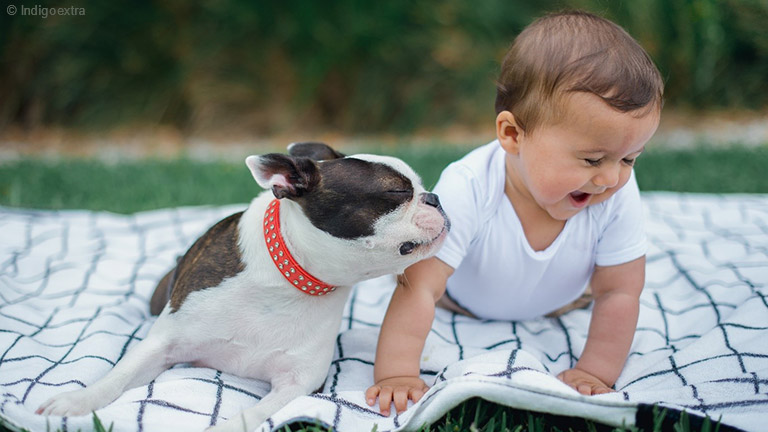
[
  {"left": 0, "top": 158, "right": 255, "bottom": 213},
  {"left": 414, "top": 399, "right": 725, "bottom": 432},
  {"left": 1, "top": 145, "right": 767, "bottom": 213},
  {"left": 0, "top": 413, "right": 113, "bottom": 432},
  {"left": 0, "top": 401, "right": 724, "bottom": 432},
  {"left": 0, "top": 143, "right": 751, "bottom": 432},
  {"left": 277, "top": 399, "right": 724, "bottom": 432}
]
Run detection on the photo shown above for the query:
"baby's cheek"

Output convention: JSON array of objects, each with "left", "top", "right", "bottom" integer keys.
[{"left": 534, "top": 183, "right": 565, "bottom": 205}]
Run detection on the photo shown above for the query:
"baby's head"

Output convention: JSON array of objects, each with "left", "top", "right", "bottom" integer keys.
[
  {"left": 495, "top": 10, "right": 664, "bottom": 134},
  {"left": 496, "top": 11, "right": 664, "bottom": 220}
]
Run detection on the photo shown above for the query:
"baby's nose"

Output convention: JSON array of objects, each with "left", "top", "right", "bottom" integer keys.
[{"left": 594, "top": 165, "right": 621, "bottom": 188}]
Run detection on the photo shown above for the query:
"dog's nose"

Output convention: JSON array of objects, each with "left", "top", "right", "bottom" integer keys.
[{"left": 421, "top": 192, "right": 441, "bottom": 208}]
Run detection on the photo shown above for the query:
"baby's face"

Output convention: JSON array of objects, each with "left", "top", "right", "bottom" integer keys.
[{"left": 511, "top": 92, "right": 659, "bottom": 221}]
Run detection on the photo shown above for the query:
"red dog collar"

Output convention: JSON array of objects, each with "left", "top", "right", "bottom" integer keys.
[{"left": 264, "top": 199, "right": 336, "bottom": 296}]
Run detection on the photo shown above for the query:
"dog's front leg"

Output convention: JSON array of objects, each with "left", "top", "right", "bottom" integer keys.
[
  {"left": 37, "top": 335, "right": 171, "bottom": 417},
  {"left": 207, "top": 373, "right": 316, "bottom": 432}
]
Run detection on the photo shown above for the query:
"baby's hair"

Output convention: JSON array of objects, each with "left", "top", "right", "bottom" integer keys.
[{"left": 495, "top": 10, "right": 664, "bottom": 133}]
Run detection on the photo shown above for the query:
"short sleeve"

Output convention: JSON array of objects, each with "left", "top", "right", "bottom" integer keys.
[
  {"left": 432, "top": 163, "right": 484, "bottom": 270},
  {"left": 594, "top": 170, "right": 647, "bottom": 267}
]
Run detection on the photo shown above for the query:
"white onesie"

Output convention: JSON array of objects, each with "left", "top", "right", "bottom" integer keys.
[{"left": 433, "top": 141, "right": 646, "bottom": 321}]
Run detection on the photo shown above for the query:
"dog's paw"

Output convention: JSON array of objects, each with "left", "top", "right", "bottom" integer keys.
[{"left": 36, "top": 389, "right": 103, "bottom": 417}]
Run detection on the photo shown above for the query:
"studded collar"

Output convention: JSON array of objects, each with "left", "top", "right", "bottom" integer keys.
[{"left": 263, "top": 199, "right": 336, "bottom": 296}]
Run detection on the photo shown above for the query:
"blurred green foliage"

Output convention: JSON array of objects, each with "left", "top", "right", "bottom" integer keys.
[
  {"left": 1, "top": 0, "right": 767, "bottom": 134},
  {"left": 3, "top": 145, "right": 767, "bottom": 213}
]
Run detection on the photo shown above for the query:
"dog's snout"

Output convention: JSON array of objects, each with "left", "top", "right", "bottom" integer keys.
[{"left": 421, "top": 193, "right": 441, "bottom": 208}]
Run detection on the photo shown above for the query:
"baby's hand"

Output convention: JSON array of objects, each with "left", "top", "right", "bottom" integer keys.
[
  {"left": 557, "top": 368, "right": 613, "bottom": 395},
  {"left": 365, "top": 377, "right": 429, "bottom": 416}
]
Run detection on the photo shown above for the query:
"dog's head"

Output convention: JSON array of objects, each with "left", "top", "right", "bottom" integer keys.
[{"left": 245, "top": 142, "right": 449, "bottom": 280}]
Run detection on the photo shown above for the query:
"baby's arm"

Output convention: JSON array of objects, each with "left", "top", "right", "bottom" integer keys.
[
  {"left": 558, "top": 255, "right": 645, "bottom": 395},
  {"left": 365, "top": 257, "right": 454, "bottom": 415}
]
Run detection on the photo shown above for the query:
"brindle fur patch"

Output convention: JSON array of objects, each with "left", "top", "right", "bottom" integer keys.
[{"left": 150, "top": 212, "right": 245, "bottom": 314}]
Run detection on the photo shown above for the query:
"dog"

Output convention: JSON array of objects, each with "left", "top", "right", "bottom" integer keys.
[{"left": 36, "top": 142, "right": 449, "bottom": 431}]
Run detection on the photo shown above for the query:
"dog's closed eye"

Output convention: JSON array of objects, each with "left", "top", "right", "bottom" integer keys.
[{"left": 387, "top": 190, "right": 413, "bottom": 196}]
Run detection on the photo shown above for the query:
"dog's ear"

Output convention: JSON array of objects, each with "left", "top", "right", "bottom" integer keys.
[
  {"left": 245, "top": 154, "right": 320, "bottom": 199},
  {"left": 287, "top": 142, "right": 345, "bottom": 161}
]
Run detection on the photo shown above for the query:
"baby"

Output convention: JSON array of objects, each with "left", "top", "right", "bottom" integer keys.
[{"left": 366, "top": 10, "right": 664, "bottom": 415}]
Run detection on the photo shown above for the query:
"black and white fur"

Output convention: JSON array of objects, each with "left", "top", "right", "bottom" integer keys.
[{"left": 36, "top": 143, "right": 449, "bottom": 432}]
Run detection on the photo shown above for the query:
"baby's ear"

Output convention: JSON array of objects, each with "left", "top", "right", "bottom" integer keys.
[
  {"left": 496, "top": 111, "right": 523, "bottom": 155},
  {"left": 245, "top": 154, "right": 320, "bottom": 199}
]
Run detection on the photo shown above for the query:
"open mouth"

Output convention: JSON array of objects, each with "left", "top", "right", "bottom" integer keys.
[{"left": 569, "top": 191, "right": 591, "bottom": 207}]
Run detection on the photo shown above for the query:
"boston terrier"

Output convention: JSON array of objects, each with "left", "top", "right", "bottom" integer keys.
[{"left": 36, "top": 142, "right": 450, "bottom": 431}]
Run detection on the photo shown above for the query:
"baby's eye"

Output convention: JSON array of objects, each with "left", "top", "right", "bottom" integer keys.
[
  {"left": 584, "top": 158, "right": 603, "bottom": 167},
  {"left": 622, "top": 158, "right": 637, "bottom": 166}
]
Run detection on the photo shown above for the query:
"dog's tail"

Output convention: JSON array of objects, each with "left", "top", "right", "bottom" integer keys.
[{"left": 149, "top": 266, "right": 177, "bottom": 316}]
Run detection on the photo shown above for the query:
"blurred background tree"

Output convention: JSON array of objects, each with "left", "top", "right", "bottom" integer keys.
[{"left": 1, "top": 0, "right": 766, "bottom": 136}]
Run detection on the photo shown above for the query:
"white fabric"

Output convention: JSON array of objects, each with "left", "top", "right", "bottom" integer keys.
[
  {"left": 1, "top": 193, "right": 767, "bottom": 432},
  {"left": 433, "top": 141, "right": 647, "bottom": 320}
]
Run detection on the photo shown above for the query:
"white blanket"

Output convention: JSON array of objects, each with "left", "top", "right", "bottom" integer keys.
[{"left": 1, "top": 192, "right": 766, "bottom": 432}]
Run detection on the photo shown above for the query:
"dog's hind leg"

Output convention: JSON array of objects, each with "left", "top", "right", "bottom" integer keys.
[{"left": 37, "top": 334, "right": 171, "bottom": 417}]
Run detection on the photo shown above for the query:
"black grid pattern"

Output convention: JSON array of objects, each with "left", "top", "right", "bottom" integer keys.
[{"left": 1, "top": 193, "right": 766, "bottom": 432}]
